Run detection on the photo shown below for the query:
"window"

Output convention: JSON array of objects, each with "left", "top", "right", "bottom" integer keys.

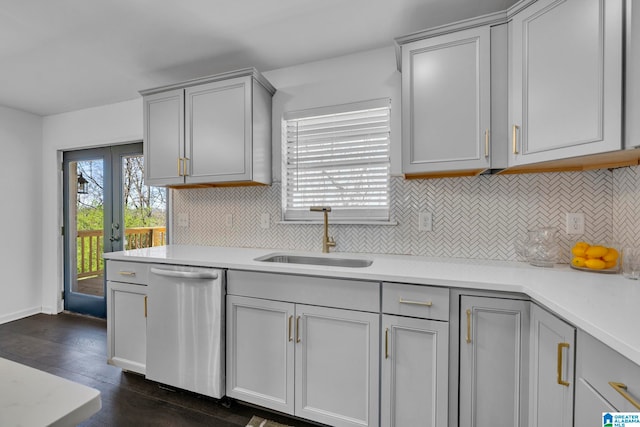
[{"left": 282, "top": 99, "right": 391, "bottom": 222}]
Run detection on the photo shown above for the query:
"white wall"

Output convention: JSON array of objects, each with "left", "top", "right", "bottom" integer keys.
[
  {"left": 0, "top": 106, "right": 43, "bottom": 322},
  {"left": 41, "top": 99, "right": 142, "bottom": 313}
]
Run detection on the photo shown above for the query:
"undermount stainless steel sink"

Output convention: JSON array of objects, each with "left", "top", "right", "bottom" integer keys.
[{"left": 255, "top": 253, "right": 373, "bottom": 268}]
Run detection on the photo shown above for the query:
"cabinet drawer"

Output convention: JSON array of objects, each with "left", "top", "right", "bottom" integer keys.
[
  {"left": 578, "top": 330, "right": 640, "bottom": 411},
  {"left": 106, "top": 260, "right": 149, "bottom": 285},
  {"left": 382, "top": 282, "right": 449, "bottom": 320}
]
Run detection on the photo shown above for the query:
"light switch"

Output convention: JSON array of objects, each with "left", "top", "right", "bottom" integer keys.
[
  {"left": 260, "top": 213, "right": 270, "bottom": 229},
  {"left": 418, "top": 212, "right": 433, "bottom": 232}
]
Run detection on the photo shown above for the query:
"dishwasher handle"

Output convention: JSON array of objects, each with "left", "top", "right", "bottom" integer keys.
[{"left": 150, "top": 267, "right": 219, "bottom": 280}]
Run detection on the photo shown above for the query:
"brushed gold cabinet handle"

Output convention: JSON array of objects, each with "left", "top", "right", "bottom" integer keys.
[
  {"left": 484, "top": 129, "right": 490, "bottom": 157},
  {"left": 385, "top": 328, "right": 389, "bottom": 359},
  {"left": 399, "top": 298, "right": 433, "bottom": 307},
  {"left": 119, "top": 271, "right": 136, "bottom": 277},
  {"left": 557, "top": 342, "right": 570, "bottom": 386},
  {"left": 512, "top": 125, "right": 520, "bottom": 154},
  {"left": 466, "top": 309, "right": 472, "bottom": 343},
  {"left": 182, "top": 157, "right": 189, "bottom": 176},
  {"left": 288, "top": 315, "right": 293, "bottom": 342},
  {"left": 296, "top": 316, "right": 301, "bottom": 343},
  {"left": 177, "top": 157, "right": 182, "bottom": 176},
  {"left": 609, "top": 382, "right": 640, "bottom": 410},
  {"left": 144, "top": 296, "right": 148, "bottom": 318}
]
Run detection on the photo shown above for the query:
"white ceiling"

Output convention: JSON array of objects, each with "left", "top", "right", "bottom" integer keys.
[{"left": 0, "top": 0, "right": 517, "bottom": 116}]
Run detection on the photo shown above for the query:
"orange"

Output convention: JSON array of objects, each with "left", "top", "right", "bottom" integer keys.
[
  {"left": 585, "top": 258, "right": 606, "bottom": 270},
  {"left": 603, "top": 248, "right": 619, "bottom": 262},
  {"left": 572, "top": 246, "right": 588, "bottom": 257},
  {"left": 571, "top": 257, "right": 587, "bottom": 268},
  {"left": 585, "top": 246, "right": 608, "bottom": 259}
]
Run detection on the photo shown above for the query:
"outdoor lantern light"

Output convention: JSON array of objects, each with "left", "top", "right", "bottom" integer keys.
[{"left": 77, "top": 173, "right": 88, "bottom": 194}]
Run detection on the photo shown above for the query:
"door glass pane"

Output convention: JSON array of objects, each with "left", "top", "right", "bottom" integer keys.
[
  {"left": 70, "top": 159, "right": 105, "bottom": 297},
  {"left": 122, "top": 155, "right": 166, "bottom": 250}
]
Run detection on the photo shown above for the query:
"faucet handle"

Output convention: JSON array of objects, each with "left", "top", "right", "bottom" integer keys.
[
  {"left": 310, "top": 206, "right": 332, "bottom": 212},
  {"left": 327, "top": 237, "right": 336, "bottom": 247}
]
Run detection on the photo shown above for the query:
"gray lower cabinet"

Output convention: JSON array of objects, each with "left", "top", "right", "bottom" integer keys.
[
  {"left": 226, "top": 271, "right": 380, "bottom": 427},
  {"left": 106, "top": 260, "right": 149, "bottom": 375},
  {"left": 528, "top": 303, "right": 575, "bottom": 427},
  {"left": 575, "top": 329, "right": 640, "bottom": 425},
  {"left": 381, "top": 282, "right": 449, "bottom": 427},
  {"left": 226, "top": 296, "right": 294, "bottom": 414},
  {"left": 381, "top": 315, "right": 448, "bottom": 427},
  {"left": 106, "top": 281, "right": 147, "bottom": 375},
  {"left": 458, "top": 295, "right": 530, "bottom": 427}
]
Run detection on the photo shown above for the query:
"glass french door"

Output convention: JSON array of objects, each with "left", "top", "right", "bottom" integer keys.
[{"left": 63, "top": 143, "right": 166, "bottom": 317}]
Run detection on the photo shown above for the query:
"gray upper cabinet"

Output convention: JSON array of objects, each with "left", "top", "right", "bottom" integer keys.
[
  {"left": 400, "top": 25, "right": 493, "bottom": 177},
  {"left": 143, "top": 89, "right": 185, "bottom": 186},
  {"left": 142, "top": 68, "right": 274, "bottom": 187},
  {"left": 508, "top": 0, "right": 624, "bottom": 167},
  {"left": 627, "top": 0, "right": 640, "bottom": 149}
]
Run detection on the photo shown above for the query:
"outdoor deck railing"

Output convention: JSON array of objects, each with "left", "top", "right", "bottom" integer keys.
[{"left": 77, "top": 226, "right": 166, "bottom": 278}]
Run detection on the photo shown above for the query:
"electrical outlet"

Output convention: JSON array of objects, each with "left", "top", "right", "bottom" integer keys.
[
  {"left": 260, "top": 213, "right": 270, "bottom": 229},
  {"left": 566, "top": 212, "right": 585, "bottom": 235},
  {"left": 418, "top": 211, "right": 433, "bottom": 232},
  {"left": 225, "top": 214, "right": 233, "bottom": 228},
  {"left": 177, "top": 213, "right": 189, "bottom": 228}
]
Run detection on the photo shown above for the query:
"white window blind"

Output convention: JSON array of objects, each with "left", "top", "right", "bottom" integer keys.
[{"left": 282, "top": 99, "right": 391, "bottom": 222}]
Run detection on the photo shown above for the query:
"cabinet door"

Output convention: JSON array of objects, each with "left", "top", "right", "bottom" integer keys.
[
  {"left": 295, "top": 304, "right": 379, "bottom": 427},
  {"left": 574, "top": 378, "right": 617, "bottom": 427},
  {"left": 402, "top": 26, "right": 491, "bottom": 175},
  {"left": 143, "top": 89, "right": 185, "bottom": 186},
  {"left": 185, "top": 76, "right": 252, "bottom": 184},
  {"left": 529, "top": 304, "right": 575, "bottom": 427},
  {"left": 381, "top": 314, "right": 448, "bottom": 427},
  {"left": 226, "top": 296, "right": 295, "bottom": 415},
  {"left": 627, "top": 0, "right": 640, "bottom": 148},
  {"left": 459, "top": 296, "right": 530, "bottom": 427},
  {"left": 509, "top": 0, "right": 623, "bottom": 166},
  {"left": 106, "top": 281, "right": 147, "bottom": 374}
]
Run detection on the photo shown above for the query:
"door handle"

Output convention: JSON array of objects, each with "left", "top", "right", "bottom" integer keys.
[
  {"left": 512, "top": 125, "right": 520, "bottom": 154},
  {"left": 109, "top": 235, "right": 120, "bottom": 242},
  {"left": 557, "top": 342, "right": 570, "bottom": 387},
  {"left": 466, "top": 309, "right": 472, "bottom": 343},
  {"left": 149, "top": 267, "right": 218, "bottom": 280},
  {"left": 609, "top": 382, "right": 640, "bottom": 410}
]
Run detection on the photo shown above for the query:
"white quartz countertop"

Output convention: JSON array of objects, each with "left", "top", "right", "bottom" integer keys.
[
  {"left": 104, "top": 244, "right": 640, "bottom": 366},
  {"left": 0, "top": 358, "right": 101, "bottom": 427}
]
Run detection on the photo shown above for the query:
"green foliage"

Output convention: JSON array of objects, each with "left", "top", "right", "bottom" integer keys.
[{"left": 77, "top": 206, "right": 104, "bottom": 231}]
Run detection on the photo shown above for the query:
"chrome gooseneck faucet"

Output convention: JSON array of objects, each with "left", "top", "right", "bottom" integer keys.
[{"left": 310, "top": 206, "right": 336, "bottom": 253}]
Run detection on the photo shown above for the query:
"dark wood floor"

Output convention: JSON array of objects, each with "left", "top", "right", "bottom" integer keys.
[{"left": 0, "top": 313, "right": 323, "bottom": 427}]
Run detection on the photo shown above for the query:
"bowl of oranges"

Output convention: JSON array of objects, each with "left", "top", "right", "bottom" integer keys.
[{"left": 570, "top": 241, "right": 620, "bottom": 273}]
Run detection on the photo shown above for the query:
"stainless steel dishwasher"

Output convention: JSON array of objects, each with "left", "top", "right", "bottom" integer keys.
[{"left": 146, "top": 264, "right": 225, "bottom": 398}]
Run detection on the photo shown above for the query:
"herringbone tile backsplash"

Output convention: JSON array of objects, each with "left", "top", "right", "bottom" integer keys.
[{"left": 172, "top": 166, "right": 639, "bottom": 262}]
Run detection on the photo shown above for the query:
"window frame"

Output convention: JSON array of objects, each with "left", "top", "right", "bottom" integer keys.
[{"left": 281, "top": 98, "right": 392, "bottom": 224}]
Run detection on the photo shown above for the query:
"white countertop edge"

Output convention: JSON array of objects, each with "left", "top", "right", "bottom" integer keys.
[
  {"left": 104, "top": 245, "right": 640, "bottom": 366},
  {"left": 0, "top": 358, "right": 101, "bottom": 427}
]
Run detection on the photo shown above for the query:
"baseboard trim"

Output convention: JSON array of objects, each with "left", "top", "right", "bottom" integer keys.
[{"left": 0, "top": 306, "right": 43, "bottom": 325}]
